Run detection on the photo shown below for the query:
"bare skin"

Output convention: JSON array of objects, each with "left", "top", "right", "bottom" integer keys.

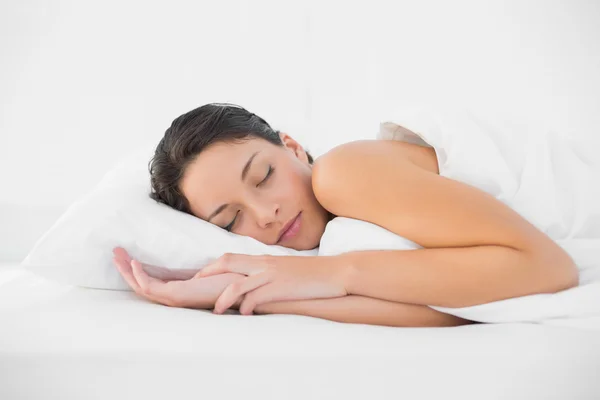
[
  {"left": 113, "top": 131, "right": 578, "bottom": 327},
  {"left": 112, "top": 248, "right": 473, "bottom": 327}
]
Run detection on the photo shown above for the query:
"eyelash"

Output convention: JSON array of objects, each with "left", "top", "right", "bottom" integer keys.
[
  {"left": 257, "top": 165, "right": 275, "bottom": 187},
  {"left": 224, "top": 211, "right": 239, "bottom": 232},
  {"left": 224, "top": 165, "right": 275, "bottom": 232}
]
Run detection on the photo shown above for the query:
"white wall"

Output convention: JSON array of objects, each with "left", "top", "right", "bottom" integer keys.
[{"left": 1, "top": 0, "right": 599, "bottom": 262}]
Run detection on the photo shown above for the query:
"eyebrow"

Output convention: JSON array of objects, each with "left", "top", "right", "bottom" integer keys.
[{"left": 207, "top": 151, "right": 260, "bottom": 222}]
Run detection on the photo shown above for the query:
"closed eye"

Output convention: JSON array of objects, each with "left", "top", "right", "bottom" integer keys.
[
  {"left": 257, "top": 165, "right": 274, "bottom": 187},
  {"left": 224, "top": 166, "right": 274, "bottom": 232},
  {"left": 224, "top": 210, "right": 239, "bottom": 232}
]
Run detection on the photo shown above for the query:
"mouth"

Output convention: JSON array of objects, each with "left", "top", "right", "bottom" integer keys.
[{"left": 277, "top": 212, "right": 302, "bottom": 244}]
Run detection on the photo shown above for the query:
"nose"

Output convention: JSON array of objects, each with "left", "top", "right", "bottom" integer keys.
[{"left": 252, "top": 201, "right": 280, "bottom": 229}]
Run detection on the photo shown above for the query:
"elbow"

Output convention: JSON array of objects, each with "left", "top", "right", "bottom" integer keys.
[
  {"left": 532, "top": 246, "right": 579, "bottom": 295},
  {"left": 548, "top": 257, "right": 579, "bottom": 292},
  {"left": 451, "top": 247, "right": 579, "bottom": 309}
]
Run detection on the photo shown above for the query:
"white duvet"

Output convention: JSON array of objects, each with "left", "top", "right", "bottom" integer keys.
[{"left": 318, "top": 108, "right": 600, "bottom": 327}]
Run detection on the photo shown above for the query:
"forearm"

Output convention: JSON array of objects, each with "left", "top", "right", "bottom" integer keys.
[
  {"left": 253, "top": 295, "right": 473, "bottom": 327},
  {"left": 340, "top": 245, "right": 577, "bottom": 308}
]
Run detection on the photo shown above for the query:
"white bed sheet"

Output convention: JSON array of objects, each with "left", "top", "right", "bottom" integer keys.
[{"left": 1, "top": 265, "right": 599, "bottom": 400}]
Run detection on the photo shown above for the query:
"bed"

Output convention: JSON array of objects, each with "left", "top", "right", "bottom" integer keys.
[{"left": 1, "top": 264, "right": 599, "bottom": 400}]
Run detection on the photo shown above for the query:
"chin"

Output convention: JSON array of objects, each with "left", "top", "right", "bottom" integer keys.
[
  {"left": 298, "top": 234, "right": 323, "bottom": 251},
  {"left": 295, "top": 243, "right": 319, "bottom": 251}
]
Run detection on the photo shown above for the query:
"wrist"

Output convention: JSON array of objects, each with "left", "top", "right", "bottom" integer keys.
[{"left": 329, "top": 254, "right": 356, "bottom": 296}]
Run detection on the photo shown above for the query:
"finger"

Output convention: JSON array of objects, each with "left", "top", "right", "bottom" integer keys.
[
  {"left": 113, "top": 257, "right": 142, "bottom": 292},
  {"left": 130, "top": 260, "right": 185, "bottom": 305},
  {"left": 113, "top": 257, "right": 169, "bottom": 303},
  {"left": 239, "top": 285, "right": 280, "bottom": 316},
  {"left": 131, "top": 259, "right": 166, "bottom": 294},
  {"left": 196, "top": 254, "right": 271, "bottom": 278},
  {"left": 213, "top": 273, "right": 270, "bottom": 314},
  {"left": 112, "top": 248, "right": 180, "bottom": 282},
  {"left": 192, "top": 266, "right": 230, "bottom": 279},
  {"left": 195, "top": 260, "right": 229, "bottom": 278},
  {"left": 139, "top": 264, "right": 169, "bottom": 282},
  {"left": 163, "top": 267, "right": 201, "bottom": 281},
  {"left": 193, "top": 269, "right": 217, "bottom": 279},
  {"left": 113, "top": 247, "right": 132, "bottom": 264},
  {"left": 141, "top": 264, "right": 196, "bottom": 281}
]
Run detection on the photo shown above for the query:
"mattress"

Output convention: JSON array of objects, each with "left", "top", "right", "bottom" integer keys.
[{"left": 1, "top": 264, "right": 599, "bottom": 400}]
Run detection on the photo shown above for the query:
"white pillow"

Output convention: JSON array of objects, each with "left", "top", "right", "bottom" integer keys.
[
  {"left": 319, "top": 217, "right": 421, "bottom": 256},
  {"left": 22, "top": 143, "right": 317, "bottom": 290}
]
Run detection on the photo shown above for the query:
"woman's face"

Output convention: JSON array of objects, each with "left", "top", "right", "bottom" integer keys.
[{"left": 179, "top": 133, "right": 331, "bottom": 250}]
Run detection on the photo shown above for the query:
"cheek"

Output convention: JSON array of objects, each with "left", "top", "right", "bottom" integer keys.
[{"left": 279, "top": 168, "right": 313, "bottom": 199}]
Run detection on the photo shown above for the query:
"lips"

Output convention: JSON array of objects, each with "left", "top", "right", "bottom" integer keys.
[{"left": 277, "top": 212, "right": 301, "bottom": 244}]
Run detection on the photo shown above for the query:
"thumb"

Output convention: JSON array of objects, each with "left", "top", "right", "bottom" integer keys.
[
  {"left": 193, "top": 256, "right": 228, "bottom": 278},
  {"left": 193, "top": 266, "right": 220, "bottom": 278}
]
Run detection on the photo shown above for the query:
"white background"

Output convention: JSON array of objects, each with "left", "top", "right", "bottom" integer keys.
[{"left": 1, "top": 0, "right": 599, "bottom": 262}]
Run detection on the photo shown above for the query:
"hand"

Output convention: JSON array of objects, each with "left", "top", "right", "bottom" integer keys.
[
  {"left": 113, "top": 247, "right": 200, "bottom": 281},
  {"left": 195, "top": 253, "right": 348, "bottom": 316},
  {"left": 112, "top": 247, "right": 245, "bottom": 309}
]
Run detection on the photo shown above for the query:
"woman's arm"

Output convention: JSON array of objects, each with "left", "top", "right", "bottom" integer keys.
[
  {"left": 115, "top": 249, "right": 470, "bottom": 326},
  {"left": 251, "top": 295, "right": 473, "bottom": 327},
  {"left": 336, "top": 246, "right": 569, "bottom": 308},
  {"left": 312, "top": 140, "right": 578, "bottom": 308}
]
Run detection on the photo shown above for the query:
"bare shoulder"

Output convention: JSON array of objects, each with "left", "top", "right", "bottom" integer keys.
[
  {"left": 313, "top": 139, "right": 438, "bottom": 180},
  {"left": 311, "top": 139, "right": 438, "bottom": 204},
  {"left": 310, "top": 139, "right": 434, "bottom": 221}
]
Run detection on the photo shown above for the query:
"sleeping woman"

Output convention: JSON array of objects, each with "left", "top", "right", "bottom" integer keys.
[{"left": 112, "top": 103, "right": 578, "bottom": 327}]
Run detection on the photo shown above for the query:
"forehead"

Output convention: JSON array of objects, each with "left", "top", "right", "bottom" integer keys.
[{"left": 179, "top": 138, "right": 274, "bottom": 218}]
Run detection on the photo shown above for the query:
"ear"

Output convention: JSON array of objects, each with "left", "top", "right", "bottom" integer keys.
[{"left": 279, "top": 132, "right": 310, "bottom": 164}]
